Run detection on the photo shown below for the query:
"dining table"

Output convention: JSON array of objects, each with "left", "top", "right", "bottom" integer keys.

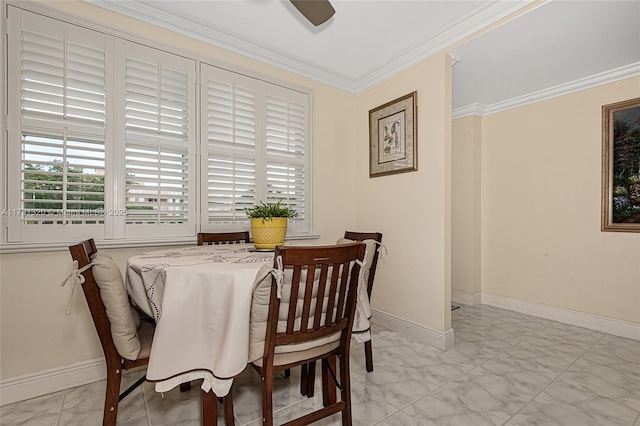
[{"left": 125, "top": 242, "right": 372, "bottom": 397}]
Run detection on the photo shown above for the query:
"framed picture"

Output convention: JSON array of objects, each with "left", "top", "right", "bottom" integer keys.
[
  {"left": 369, "top": 91, "right": 417, "bottom": 178},
  {"left": 602, "top": 97, "right": 640, "bottom": 232}
]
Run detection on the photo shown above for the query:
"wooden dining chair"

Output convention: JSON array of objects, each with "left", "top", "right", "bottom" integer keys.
[
  {"left": 246, "top": 242, "right": 365, "bottom": 425},
  {"left": 342, "top": 231, "right": 383, "bottom": 372},
  {"left": 70, "top": 239, "right": 234, "bottom": 426},
  {"left": 68, "top": 239, "right": 154, "bottom": 426},
  {"left": 297, "top": 231, "right": 384, "bottom": 399},
  {"left": 197, "top": 231, "right": 251, "bottom": 245}
]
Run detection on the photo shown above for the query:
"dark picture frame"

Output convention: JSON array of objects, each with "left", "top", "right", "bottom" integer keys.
[
  {"left": 601, "top": 97, "right": 640, "bottom": 232},
  {"left": 369, "top": 91, "right": 417, "bottom": 178}
]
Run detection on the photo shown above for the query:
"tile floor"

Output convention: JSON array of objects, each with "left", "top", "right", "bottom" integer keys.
[{"left": 2, "top": 304, "right": 640, "bottom": 425}]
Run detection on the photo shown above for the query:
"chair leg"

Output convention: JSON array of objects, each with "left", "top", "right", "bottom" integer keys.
[
  {"left": 224, "top": 388, "right": 235, "bottom": 426},
  {"left": 305, "top": 361, "right": 316, "bottom": 398},
  {"left": 283, "top": 368, "right": 290, "bottom": 378},
  {"left": 321, "top": 355, "right": 337, "bottom": 407},
  {"left": 261, "top": 372, "right": 274, "bottom": 426},
  {"left": 180, "top": 382, "right": 192, "bottom": 392},
  {"left": 202, "top": 389, "right": 218, "bottom": 426},
  {"left": 340, "top": 352, "right": 353, "bottom": 425},
  {"left": 365, "top": 339, "right": 374, "bottom": 372},
  {"left": 299, "top": 363, "right": 308, "bottom": 396},
  {"left": 103, "top": 365, "right": 122, "bottom": 426},
  {"left": 299, "top": 362, "right": 317, "bottom": 397}
]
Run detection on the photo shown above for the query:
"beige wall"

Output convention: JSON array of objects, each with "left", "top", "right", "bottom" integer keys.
[
  {"left": 452, "top": 115, "right": 482, "bottom": 295},
  {"left": 354, "top": 52, "right": 453, "bottom": 333},
  {"left": 0, "top": 1, "right": 358, "bottom": 380},
  {"left": 479, "top": 77, "right": 640, "bottom": 323}
]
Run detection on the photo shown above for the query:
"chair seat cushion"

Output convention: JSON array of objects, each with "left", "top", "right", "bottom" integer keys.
[
  {"left": 252, "top": 340, "right": 340, "bottom": 367},
  {"left": 90, "top": 252, "right": 141, "bottom": 361}
]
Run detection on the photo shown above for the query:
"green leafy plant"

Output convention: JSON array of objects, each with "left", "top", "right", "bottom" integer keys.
[{"left": 245, "top": 200, "right": 298, "bottom": 220}]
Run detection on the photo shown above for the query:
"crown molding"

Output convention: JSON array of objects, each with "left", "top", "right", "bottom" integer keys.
[
  {"left": 77, "top": 1, "right": 640, "bottom": 116},
  {"left": 86, "top": 0, "right": 357, "bottom": 92},
  {"left": 453, "top": 62, "right": 640, "bottom": 119},
  {"left": 86, "top": 0, "right": 533, "bottom": 95},
  {"left": 483, "top": 62, "right": 640, "bottom": 115},
  {"left": 452, "top": 103, "right": 487, "bottom": 119},
  {"left": 354, "top": 0, "right": 536, "bottom": 93}
]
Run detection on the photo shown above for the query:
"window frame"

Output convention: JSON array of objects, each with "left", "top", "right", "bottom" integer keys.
[{"left": 0, "top": 1, "right": 316, "bottom": 253}]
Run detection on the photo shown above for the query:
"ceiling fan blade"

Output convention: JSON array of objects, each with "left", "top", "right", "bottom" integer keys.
[{"left": 290, "top": 0, "right": 335, "bottom": 26}]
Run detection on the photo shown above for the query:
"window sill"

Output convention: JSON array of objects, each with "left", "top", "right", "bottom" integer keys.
[{"left": 0, "top": 233, "right": 321, "bottom": 254}]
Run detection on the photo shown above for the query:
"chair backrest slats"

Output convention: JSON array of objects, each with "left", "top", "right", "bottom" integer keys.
[
  {"left": 299, "top": 264, "right": 317, "bottom": 333},
  {"left": 265, "top": 242, "right": 365, "bottom": 358},
  {"left": 312, "top": 265, "right": 329, "bottom": 330},
  {"left": 324, "top": 266, "right": 339, "bottom": 327},
  {"left": 198, "top": 231, "right": 250, "bottom": 245},
  {"left": 336, "top": 261, "right": 350, "bottom": 321},
  {"left": 286, "top": 266, "right": 302, "bottom": 335}
]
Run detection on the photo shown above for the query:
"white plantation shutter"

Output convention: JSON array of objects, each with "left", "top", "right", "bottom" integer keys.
[
  {"left": 201, "top": 64, "right": 311, "bottom": 234},
  {"left": 120, "top": 42, "right": 196, "bottom": 237},
  {"left": 4, "top": 6, "right": 312, "bottom": 247},
  {"left": 6, "top": 7, "right": 108, "bottom": 242},
  {"left": 201, "top": 65, "right": 257, "bottom": 226},
  {"left": 265, "top": 93, "right": 308, "bottom": 227}
]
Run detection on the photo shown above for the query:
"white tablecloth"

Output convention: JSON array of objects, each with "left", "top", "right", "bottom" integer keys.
[
  {"left": 126, "top": 242, "right": 372, "bottom": 396},
  {"left": 126, "top": 243, "right": 273, "bottom": 396}
]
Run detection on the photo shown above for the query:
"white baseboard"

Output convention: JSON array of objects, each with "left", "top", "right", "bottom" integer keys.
[
  {"left": 481, "top": 292, "right": 640, "bottom": 341},
  {"left": 0, "top": 357, "right": 106, "bottom": 406},
  {"left": 371, "top": 308, "right": 455, "bottom": 351},
  {"left": 451, "top": 290, "right": 481, "bottom": 306}
]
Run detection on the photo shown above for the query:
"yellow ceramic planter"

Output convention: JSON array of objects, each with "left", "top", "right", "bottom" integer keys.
[{"left": 251, "top": 217, "right": 288, "bottom": 249}]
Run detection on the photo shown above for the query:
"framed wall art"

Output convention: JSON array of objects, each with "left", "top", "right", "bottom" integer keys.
[
  {"left": 369, "top": 91, "right": 417, "bottom": 178},
  {"left": 601, "top": 97, "right": 640, "bottom": 232}
]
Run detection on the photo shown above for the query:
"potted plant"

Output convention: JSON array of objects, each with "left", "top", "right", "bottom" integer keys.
[{"left": 245, "top": 200, "right": 298, "bottom": 249}]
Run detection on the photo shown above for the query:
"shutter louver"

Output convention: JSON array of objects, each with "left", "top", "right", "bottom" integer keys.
[
  {"left": 124, "top": 51, "right": 192, "bottom": 226},
  {"left": 125, "top": 58, "right": 189, "bottom": 139},
  {"left": 18, "top": 16, "right": 106, "bottom": 227},
  {"left": 21, "top": 133, "right": 106, "bottom": 225},
  {"left": 125, "top": 144, "right": 189, "bottom": 224},
  {"left": 204, "top": 74, "right": 256, "bottom": 222},
  {"left": 266, "top": 96, "right": 306, "bottom": 220},
  {"left": 21, "top": 30, "right": 106, "bottom": 128}
]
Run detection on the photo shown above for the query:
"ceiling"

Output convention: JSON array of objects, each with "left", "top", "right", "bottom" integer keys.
[{"left": 90, "top": 0, "right": 640, "bottom": 115}]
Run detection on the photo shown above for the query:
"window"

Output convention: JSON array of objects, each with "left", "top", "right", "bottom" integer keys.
[
  {"left": 201, "top": 66, "right": 257, "bottom": 225},
  {"left": 200, "top": 65, "right": 311, "bottom": 234},
  {"left": 3, "top": 5, "right": 312, "bottom": 247},
  {"left": 118, "top": 41, "right": 196, "bottom": 239},
  {"left": 6, "top": 7, "right": 109, "bottom": 242}
]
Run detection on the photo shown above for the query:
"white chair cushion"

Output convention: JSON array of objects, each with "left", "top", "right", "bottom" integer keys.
[
  {"left": 90, "top": 252, "right": 141, "bottom": 361},
  {"left": 337, "top": 238, "right": 375, "bottom": 332},
  {"left": 337, "top": 238, "right": 377, "bottom": 286},
  {"left": 248, "top": 265, "right": 345, "bottom": 363}
]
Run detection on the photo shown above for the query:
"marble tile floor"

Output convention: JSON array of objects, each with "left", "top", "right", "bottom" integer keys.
[{"left": 2, "top": 305, "right": 640, "bottom": 426}]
